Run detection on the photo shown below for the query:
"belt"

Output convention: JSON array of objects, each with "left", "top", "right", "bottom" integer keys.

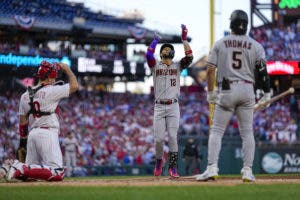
[
  {"left": 218, "top": 80, "right": 253, "bottom": 85},
  {"left": 155, "top": 99, "right": 178, "bottom": 105},
  {"left": 66, "top": 150, "right": 76, "bottom": 152},
  {"left": 34, "top": 126, "right": 56, "bottom": 129},
  {"left": 40, "top": 126, "right": 49, "bottom": 129}
]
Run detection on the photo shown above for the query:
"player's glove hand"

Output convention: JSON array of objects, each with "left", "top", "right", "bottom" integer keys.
[
  {"left": 154, "top": 32, "right": 161, "bottom": 42},
  {"left": 257, "top": 92, "right": 271, "bottom": 108},
  {"left": 16, "top": 138, "right": 27, "bottom": 162},
  {"left": 53, "top": 62, "right": 61, "bottom": 71},
  {"left": 148, "top": 32, "right": 161, "bottom": 51},
  {"left": 207, "top": 91, "right": 217, "bottom": 104},
  {"left": 181, "top": 24, "right": 188, "bottom": 41},
  {"left": 17, "top": 146, "right": 26, "bottom": 163}
]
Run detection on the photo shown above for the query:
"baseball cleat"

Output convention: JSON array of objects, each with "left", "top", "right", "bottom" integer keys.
[
  {"left": 195, "top": 164, "right": 219, "bottom": 181},
  {"left": 168, "top": 168, "right": 180, "bottom": 178},
  {"left": 5, "top": 160, "right": 23, "bottom": 181},
  {"left": 241, "top": 166, "right": 255, "bottom": 182},
  {"left": 154, "top": 159, "right": 163, "bottom": 176}
]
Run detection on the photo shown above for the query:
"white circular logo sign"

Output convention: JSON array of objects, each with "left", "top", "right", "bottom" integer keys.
[{"left": 262, "top": 152, "right": 283, "bottom": 174}]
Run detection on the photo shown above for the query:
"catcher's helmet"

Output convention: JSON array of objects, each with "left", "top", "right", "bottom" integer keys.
[
  {"left": 230, "top": 10, "right": 248, "bottom": 35},
  {"left": 36, "top": 61, "right": 58, "bottom": 79},
  {"left": 160, "top": 43, "right": 175, "bottom": 59}
]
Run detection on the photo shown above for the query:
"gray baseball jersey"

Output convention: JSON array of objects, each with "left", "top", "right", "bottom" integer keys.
[
  {"left": 206, "top": 34, "right": 265, "bottom": 169},
  {"left": 63, "top": 136, "right": 78, "bottom": 176},
  {"left": 150, "top": 61, "right": 184, "bottom": 159},
  {"left": 207, "top": 34, "right": 265, "bottom": 83},
  {"left": 63, "top": 137, "right": 78, "bottom": 152},
  {"left": 152, "top": 62, "right": 182, "bottom": 100}
]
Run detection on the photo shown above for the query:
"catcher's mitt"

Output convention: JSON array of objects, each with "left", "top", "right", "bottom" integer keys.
[
  {"left": 16, "top": 146, "right": 26, "bottom": 163},
  {"left": 16, "top": 138, "right": 27, "bottom": 162}
]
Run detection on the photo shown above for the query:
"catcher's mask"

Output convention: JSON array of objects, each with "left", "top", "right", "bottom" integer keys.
[
  {"left": 160, "top": 43, "right": 175, "bottom": 59},
  {"left": 36, "top": 61, "right": 58, "bottom": 79},
  {"left": 229, "top": 9, "right": 248, "bottom": 35}
]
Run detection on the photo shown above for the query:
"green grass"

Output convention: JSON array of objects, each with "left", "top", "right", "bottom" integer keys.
[
  {"left": 1, "top": 175, "right": 300, "bottom": 200},
  {"left": 0, "top": 184, "right": 300, "bottom": 200}
]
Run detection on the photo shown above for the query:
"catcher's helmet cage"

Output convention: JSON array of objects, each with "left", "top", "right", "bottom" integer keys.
[
  {"left": 36, "top": 61, "right": 58, "bottom": 79},
  {"left": 160, "top": 43, "right": 175, "bottom": 59},
  {"left": 230, "top": 10, "right": 248, "bottom": 35}
]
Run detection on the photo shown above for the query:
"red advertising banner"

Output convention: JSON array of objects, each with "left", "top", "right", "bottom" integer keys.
[{"left": 267, "top": 61, "right": 300, "bottom": 75}]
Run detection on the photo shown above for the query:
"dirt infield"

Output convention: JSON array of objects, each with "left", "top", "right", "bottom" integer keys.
[{"left": 1, "top": 175, "right": 300, "bottom": 187}]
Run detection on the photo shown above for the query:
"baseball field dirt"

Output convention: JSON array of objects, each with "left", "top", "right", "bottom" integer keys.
[{"left": 1, "top": 175, "right": 300, "bottom": 186}]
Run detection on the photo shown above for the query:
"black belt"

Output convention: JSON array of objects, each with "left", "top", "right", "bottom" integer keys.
[
  {"left": 155, "top": 99, "right": 178, "bottom": 105},
  {"left": 66, "top": 150, "right": 76, "bottom": 152},
  {"left": 218, "top": 80, "right": 253, "bottom": 85}
]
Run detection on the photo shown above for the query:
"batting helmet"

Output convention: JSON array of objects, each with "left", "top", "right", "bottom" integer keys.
[
  {"left": 36, "top": 61, "right": 58, "bottom": 79},
  {"left": 160, "top": 43, "right": 175, "bottom": 59},
  {"left": 229, "top": 10, "right": 248, "bottom": 35}
]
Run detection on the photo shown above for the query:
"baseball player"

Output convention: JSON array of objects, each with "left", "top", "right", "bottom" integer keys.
[
  {"left": 146, "top": 24, "right": 193, "bottom": 178},
  {"left": 62, "top": 132, "right": 79, "bottom": 177},
  {"left": 195, "top": 10, "right": 270, "bottom": 182},
  {"left": 4, "top": 61, "right": 78, "bottom": 181}
]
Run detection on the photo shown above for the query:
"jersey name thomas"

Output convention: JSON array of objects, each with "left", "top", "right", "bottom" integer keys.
[{"left": 223, "top": 40, "right": 252, "bottom": 49}]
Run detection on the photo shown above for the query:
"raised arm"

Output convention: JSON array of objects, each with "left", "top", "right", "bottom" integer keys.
[
  {"left": 146, "top": 33, "right": 160, "bottom": 68},
  {"left": 57, "top": 63, "right": 79, "bottom": 94},
  {"left": 180, "top": 24, "right": 193, "bottom": 69}
]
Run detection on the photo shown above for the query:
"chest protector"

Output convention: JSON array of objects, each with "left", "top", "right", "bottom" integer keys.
[{"left": 27, "top": 85, "right": 52, "bottom": 117}]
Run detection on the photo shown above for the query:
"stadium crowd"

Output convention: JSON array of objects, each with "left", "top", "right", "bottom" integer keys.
[
  {"left": 0, "top": 89, "right": 298, "bottom": 168},
  {"left": 250, "top": 21, "right": 300, "bottom": 61},
  {"left": 0, "top": 41, "right": 126, "bottom": 61}
]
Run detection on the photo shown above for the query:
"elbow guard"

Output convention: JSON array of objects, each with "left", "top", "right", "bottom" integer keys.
[
  {"left": 255, "top": 60, "right": 270, "bottom": 93},
  {"left": 186, "top": 55, "right": 194, "bottom": 64},
  {"left": 146, "top": 48, "right": 155, "bottom": 60},
  {"left": 146, "top": 48, "right": 156, "bottom": 67},
  {"left": 180, "top": 55, "right": 194, "bottom": 69}
]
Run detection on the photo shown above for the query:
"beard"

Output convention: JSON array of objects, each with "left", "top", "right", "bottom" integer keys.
[{"left": 162, "top": 53, "right": 173, "bottom": 59}]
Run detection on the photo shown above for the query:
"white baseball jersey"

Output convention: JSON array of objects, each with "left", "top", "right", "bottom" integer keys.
[
  {"left": 20, "top": 83, "right": 70, "bottom": 168},
  {"left": 207, "top": 34, "right": 265, "bottom": 83},
  {"left": 152, "top": 62, "right": 182, "bottom": 100},
  {"left": 19, "top": 84, "right": 70, "bottom": 129}
]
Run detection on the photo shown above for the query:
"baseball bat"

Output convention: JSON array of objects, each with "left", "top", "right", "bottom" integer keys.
[
  {"left": 254, "top": 87, "right": 295, "bottom": 111},
  {"left": 209, "top": 103, "right": 215, "bottom": 126}
]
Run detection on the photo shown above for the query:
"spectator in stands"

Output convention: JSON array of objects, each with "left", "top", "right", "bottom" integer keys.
[{"left": 0, "top": 88, "right": 298, "bottom": 172}]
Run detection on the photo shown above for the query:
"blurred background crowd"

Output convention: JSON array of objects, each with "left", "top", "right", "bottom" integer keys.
[{"left": 1, "top": 90, "right": 298, "bottom": 168}]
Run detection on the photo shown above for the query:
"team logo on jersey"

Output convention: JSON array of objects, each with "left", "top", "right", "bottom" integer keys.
[{"left": 156, "top": 69, "right": 178, "bottom": 76}]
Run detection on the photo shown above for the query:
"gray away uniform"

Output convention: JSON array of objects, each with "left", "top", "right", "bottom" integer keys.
[
  {"left": 207, "top": 34, "right": 265, "bottom": 168},
  {"left": 152, "top": 62, "right": 182, "bottom": 158}
]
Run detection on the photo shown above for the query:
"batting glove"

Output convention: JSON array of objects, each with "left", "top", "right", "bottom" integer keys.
[
  {"left": 258, "top": 92, "right": 271, "bottom": 108},
  {"left": 207, "top": 91, "right": 217, "bottom": 104},
  {"left": 148, "top": 32, "right": 161, "bottom": 51},
  {"left": 154, "top": 32, "right": 161, "bottom": 42},
  {"left": 181, "top": 24, "right": 188, "bottom": 41}
]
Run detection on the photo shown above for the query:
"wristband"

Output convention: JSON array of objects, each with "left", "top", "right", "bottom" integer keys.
[
  {"left": 185, "top": 49, "right": 193, "bottom": 55},
  {"left": 147, "top": 47, "right": 155, "bottom": 53}
]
